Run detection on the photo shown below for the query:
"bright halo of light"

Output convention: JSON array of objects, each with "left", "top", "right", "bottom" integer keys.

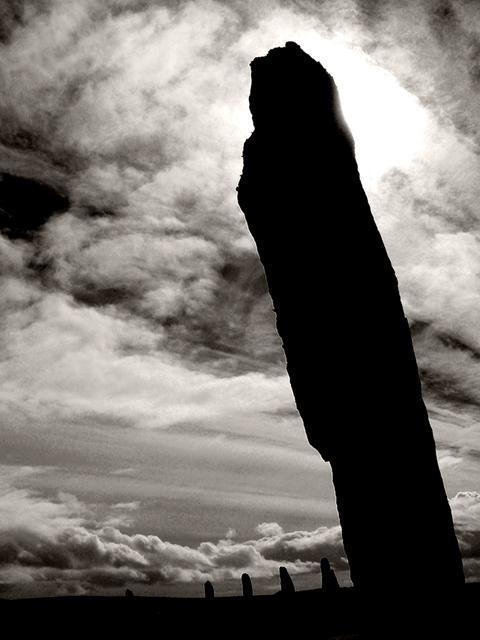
[{"left": 298, "top": 37, "right": 429, "bottom": 181}]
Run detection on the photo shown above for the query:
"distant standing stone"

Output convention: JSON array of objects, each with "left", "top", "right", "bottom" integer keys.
[
  {"left": 204, "top": 580, "right": 214, "bottom": 599},
  {"left": 279, "top": 566, "right": 295, "bottom": 595},
  {"left": 242, "top": 572, "right": 253, "bottom": 597},
  {"left": 321, "top": 558, "right": 340, "bottom": 590}
]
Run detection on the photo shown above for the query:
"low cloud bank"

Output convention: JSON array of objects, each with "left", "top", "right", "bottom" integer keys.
[
  {"left": 1, "top": 468, "right": 480, "bottom": 594},
  {"left": 0, "top": 466, "right": 343, "bottom": 594}
]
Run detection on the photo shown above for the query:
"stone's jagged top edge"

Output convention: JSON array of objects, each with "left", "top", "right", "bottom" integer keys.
[
  {"left": 249, "top": 41, "right": 330, "bottom": 76},
  {"left": 246, "top": 41, "right": 354, "bottom": 153}
]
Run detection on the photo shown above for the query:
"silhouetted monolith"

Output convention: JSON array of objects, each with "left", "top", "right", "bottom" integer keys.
[
  {"left": 204, "top": 580, "right": 214, "bottom": 599},
  {"left": 279, "top": 566, "right": 295, "bottom": 595},
  {"left": 237, "top": 42, "right": 464, "bottom": 605},
  {"left": 321, "top": 557, "right": 340, "bottom": 590},
  {"left": 241, "top": 572, "right": 253, "bottom": 597},
  {"left": 124, "top": 588, "right": 134, "bottom": 598}
]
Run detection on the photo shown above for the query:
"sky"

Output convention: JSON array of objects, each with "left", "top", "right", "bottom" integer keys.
[{"left": 1, "top": 0, "right": 480, "bottom": 599}]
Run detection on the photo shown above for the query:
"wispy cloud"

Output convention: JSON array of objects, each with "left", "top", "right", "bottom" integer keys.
[{"left": 0, "top": 289, "right": 296, "bottom": 430}]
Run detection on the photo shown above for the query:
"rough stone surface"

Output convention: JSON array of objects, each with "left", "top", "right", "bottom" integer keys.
[{"left": 237, "top": 42, "right": 464, "bottom": 595}]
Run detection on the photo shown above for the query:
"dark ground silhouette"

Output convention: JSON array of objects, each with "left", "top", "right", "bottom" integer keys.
[{"left": 1, "top": 583, "right": 479, "bottom": 639}]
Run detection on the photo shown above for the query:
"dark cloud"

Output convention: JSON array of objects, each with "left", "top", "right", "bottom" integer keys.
[
  {"left": 0, "top": 0, "right": 27, "bottom": 44},
  {"left": 0, "top": 173, "right": 69, "bottom": 239},
  {"left": 408, "top": 321, "right": 480, "bottom": 416},
  {"left": 0, "top": 541, "right": 18, "bottom": 565},
  {"left": 175, "top": 251, "right": 282, "bottom": 374},
  {"left": 430, "top": 0, "right": 461, "bottom": 39},
  {"left": 354, "top": 0, "right": 388, "bottom": 26}
]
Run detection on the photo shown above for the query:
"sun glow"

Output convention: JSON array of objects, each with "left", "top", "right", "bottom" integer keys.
[
  {"left": 299, "top": 37, "right": 429, "bottom": 181},
  {"left": 232, "top": 32, "right": 428, "bottom": 184}
]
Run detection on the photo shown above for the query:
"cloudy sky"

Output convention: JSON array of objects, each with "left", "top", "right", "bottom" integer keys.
[{"left": 1, "top": 0, "right": 480, "bottom": 598}]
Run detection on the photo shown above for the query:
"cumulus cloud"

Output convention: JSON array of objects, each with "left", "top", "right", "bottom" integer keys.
[
  {"left": 254, "top": 521, "right": 346, "bottom": 567},
  {"left": 256, "top": 522, "right": 285, "bottom": 538}
]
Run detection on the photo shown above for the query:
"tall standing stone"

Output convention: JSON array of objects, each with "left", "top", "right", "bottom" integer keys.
[{"left": 236, "top": 42, "right": 464, "bottom": 602}]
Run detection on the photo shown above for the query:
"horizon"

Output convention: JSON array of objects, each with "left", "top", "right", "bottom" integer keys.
[{"left": 1, "top": 0, "right": 480, "bottom": 599}]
